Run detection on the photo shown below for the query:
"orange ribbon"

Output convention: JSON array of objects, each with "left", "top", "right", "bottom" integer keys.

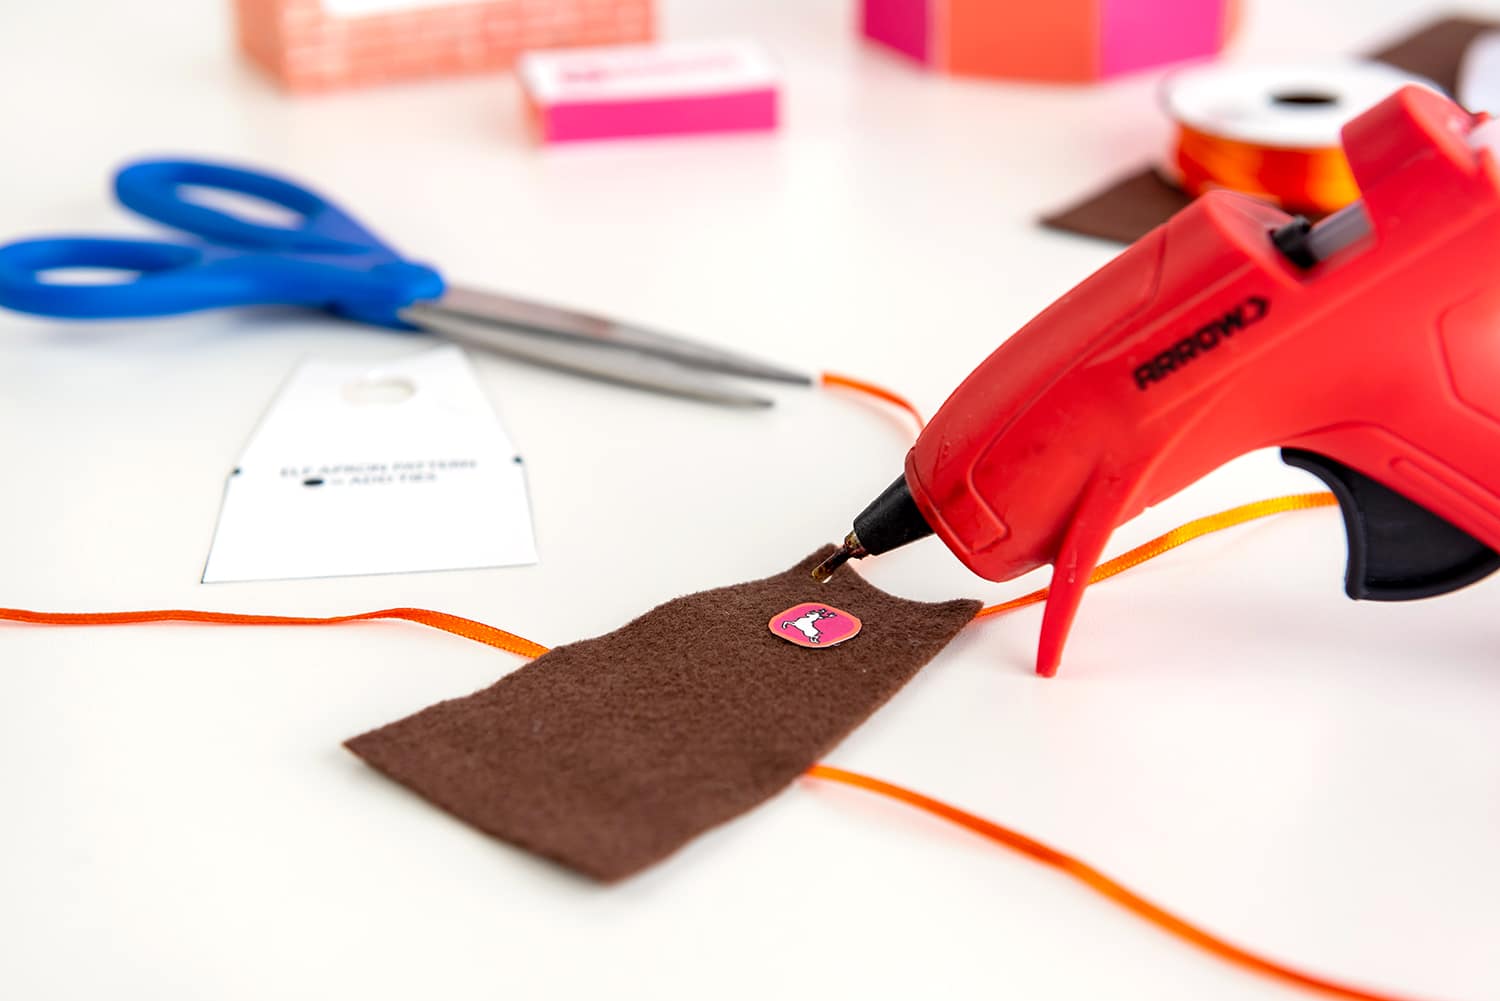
[
  {"left": 2, "top": 372, "right": 1426, "bottom": 1001},
  {"left": 977, "top": 491, "right": 1338, "bottom": 618},
  {"left": 0, "top": 605, "right": 548, "bottom": 659}
]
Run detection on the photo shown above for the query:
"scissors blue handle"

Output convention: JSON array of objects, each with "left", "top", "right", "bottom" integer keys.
[{"left": 0, "top": 159, "right": 443, "bottom": 329}]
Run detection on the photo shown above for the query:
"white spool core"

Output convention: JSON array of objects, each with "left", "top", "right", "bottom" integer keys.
[{"left": 1164, "top": 61, "right": 1436, "bottom": 149}]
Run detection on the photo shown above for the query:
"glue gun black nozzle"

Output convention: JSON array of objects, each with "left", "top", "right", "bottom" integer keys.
[
  {"left": 812, "top": 476, "right": 937, "bottom": 583},
  {"left": 812, "top": 532, "right": 868, "bottom": 583}
]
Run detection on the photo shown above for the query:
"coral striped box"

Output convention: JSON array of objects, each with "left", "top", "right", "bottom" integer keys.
[
  {"left": 860, "top": 0, "right": 1233, "bottom": 81},
  {"left": 518, "top": 39, "right": 779, "bottom": 143},
  {"left": 234, "top": 0, "right": 654, "bottom": 93}
]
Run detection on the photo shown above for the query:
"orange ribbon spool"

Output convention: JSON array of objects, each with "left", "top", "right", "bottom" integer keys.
[
  {"left": 1171, "top": 123, "right": 1361, "bottom": 216},
  {"left": 1162, "top": 61, "right": 1431, "bottom": 218}
]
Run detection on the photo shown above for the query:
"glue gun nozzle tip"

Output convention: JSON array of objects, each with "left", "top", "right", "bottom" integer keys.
[{"left": 811, "top": 532, "right": 867, "bottom": 583}]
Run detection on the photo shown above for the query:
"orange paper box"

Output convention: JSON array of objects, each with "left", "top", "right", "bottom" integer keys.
[
  {"left": 235, "top": 0, "right": 654, "bottom": 93},
  {"left": 860, "top": 0, "right": 1233, "bottom": 81}
]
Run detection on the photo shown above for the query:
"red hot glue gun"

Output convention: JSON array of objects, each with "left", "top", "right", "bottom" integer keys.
[{"left": 814, "top": 85, "right": 1500, "bottom": 677}]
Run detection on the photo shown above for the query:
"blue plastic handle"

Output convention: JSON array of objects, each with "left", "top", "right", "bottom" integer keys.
[
  {"left": 115, "top": 160, "right": 393, "bottom": 256},
  {"left": 0, "top": 158, "right": 444, "bottom": 328}
]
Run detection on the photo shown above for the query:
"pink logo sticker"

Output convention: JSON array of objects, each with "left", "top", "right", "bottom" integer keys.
[{"left": 769, "top": 603, "right": 862, "bottom": 648}]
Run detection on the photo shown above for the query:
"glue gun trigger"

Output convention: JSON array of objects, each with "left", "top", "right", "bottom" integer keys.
[{"left": 1281, "top": 449, "right": 1500, "bottom": 601}]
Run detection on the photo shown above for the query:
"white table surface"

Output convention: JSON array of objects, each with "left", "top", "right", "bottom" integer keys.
[{"left": 1, "top": 1, "right": 1497, "bottom": 998}]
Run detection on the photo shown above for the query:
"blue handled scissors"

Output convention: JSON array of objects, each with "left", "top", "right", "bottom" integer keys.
[{"left": 0, "top": 158, "right": 811, "bottom": 407}]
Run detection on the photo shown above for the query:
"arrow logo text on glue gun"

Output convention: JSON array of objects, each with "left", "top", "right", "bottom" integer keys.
[{"left": 1133, "top": 296, "right": 1270, "bottom": 390}]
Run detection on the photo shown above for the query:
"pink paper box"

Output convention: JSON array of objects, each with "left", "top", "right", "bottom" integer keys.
[
  {"left": 860, "top": 0, "right": 1233, "bottom": 81},
  {"left": 518, "top": 40, "right": 779, "bottom": 143},
  {"left": 235, "top": 0, "right": 654, "bottom": 93}
]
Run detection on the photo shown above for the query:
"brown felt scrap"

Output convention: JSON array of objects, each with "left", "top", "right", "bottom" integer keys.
[
  {"left": 1040, "top": 168, "right": 1193, "bottom": 246},
  {"left": 1041, "top": 16, "right": 1500, "bottom": 245},
  {"left": 1368, "top": 15, "right": 1497, "bottom": 95},
  {"left": 346, "top": 548, "right": 980, "bottom": 882}
]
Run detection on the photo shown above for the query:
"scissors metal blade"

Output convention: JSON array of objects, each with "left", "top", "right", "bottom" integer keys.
[
  {"left": 432, "top": 285, "right": 813, "bottom": 387},
  {"left": 401, "top": 302, "right": 775, "bottom": 408}
]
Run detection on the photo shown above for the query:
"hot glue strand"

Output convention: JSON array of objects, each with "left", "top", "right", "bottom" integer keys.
[{"left": 804, "top": 764, "right": 1430, "bottom": 1001}]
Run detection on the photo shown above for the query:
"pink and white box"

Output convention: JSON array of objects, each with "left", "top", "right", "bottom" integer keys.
[{"left": 518, "top": 39, "right": 779, "bottom": 143}]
